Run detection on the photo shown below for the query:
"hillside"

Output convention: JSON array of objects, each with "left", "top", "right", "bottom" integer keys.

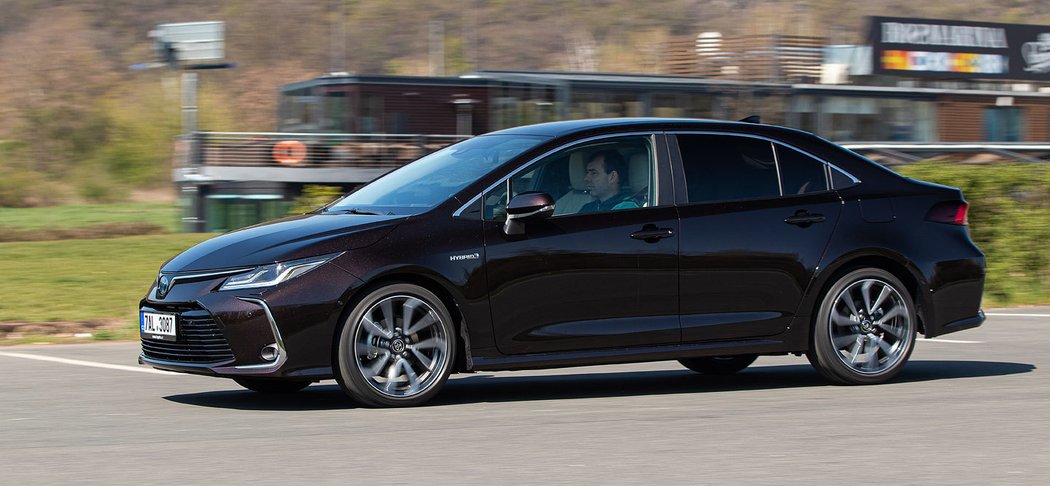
[{"left": 1, "top": 0, "right": 1049, "bottom": 206}]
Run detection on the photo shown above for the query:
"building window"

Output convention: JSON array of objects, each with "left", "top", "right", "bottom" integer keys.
[
  {"left": 322, "top": 92, "right": 350, "bottom": 132},
  {"left": 360, "top": 94, "right": 383, "bottom": 133},
  {"left": 205, "top": 197, "right": 291, "bottom": 233},
  {"left": 984, "top": 107, "right": 1023, "bottom": 142}
]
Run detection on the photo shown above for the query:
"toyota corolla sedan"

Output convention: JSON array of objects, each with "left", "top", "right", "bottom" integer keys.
[{"left": 140, "top": 118, "right": 985, "bottom": 407}]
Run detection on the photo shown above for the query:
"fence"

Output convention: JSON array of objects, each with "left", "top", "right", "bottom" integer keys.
[
  {"left": 180, "top": 132, "right": 470, "bottom": 169},
  {"left": 842, "top": 142, "right": 1050, "bottom": 165},
  {"left": 180, "top": 133, "right": 1050, "bottom": 170}
]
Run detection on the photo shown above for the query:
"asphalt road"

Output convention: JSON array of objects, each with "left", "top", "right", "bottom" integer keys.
[{"left": 1, "top": 309, "right": 1047, "bottom": 485}]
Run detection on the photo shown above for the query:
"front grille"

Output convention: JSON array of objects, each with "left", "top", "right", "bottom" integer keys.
[{"left": 141, "top": 305, "right": 235, "bottom": 364}]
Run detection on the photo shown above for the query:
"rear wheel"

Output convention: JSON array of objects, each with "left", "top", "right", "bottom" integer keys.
[
  {"left": 807, "top": 268, "right": 917, "bottom": 385},
  {"left": 335, "top": 284, "right": 456, "bottom": 407},
  {"left": 234, "top": 378, "right": 311, "bottom": 394},
  {"left": 679, "top": 355, "right": 758, "bottom": 375}
]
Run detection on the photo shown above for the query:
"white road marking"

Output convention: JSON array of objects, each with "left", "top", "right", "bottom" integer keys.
[
  {"left": 0, "top": 351, "right": 176, "bottom": 375},
  {"left": 985, "top": 313, "right": 1050, "bottom": 318},
  {"left": 917, "top": 338, "right": 983, "bottom": 344}
]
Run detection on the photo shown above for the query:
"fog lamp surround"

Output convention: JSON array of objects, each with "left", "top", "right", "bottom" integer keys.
[
  {"left": 219, "top": 253, "right": 343, "bottom": 291},
  {"left": 260, "top": 343, "right": 281, "bottom": 362}
]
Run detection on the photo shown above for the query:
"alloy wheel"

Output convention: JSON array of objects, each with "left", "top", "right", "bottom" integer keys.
[
  {"left": 351, "top": 294, "right": 451, "bottom": 399},
  {"left": 827, "top": 278, "right": 914, "bottom": 375}
]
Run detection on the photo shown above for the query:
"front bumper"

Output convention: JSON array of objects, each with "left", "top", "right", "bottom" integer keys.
[
  {"left": 139, "top": 297, "right": 289, "bottom": 376},
  {"left": 138, "top": 262, "right": 362, "bottom": 380}
]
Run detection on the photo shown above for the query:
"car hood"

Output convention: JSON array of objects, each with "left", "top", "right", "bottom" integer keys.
[{"left": 162, "top": 213, "right": 406, "bottom": 272}]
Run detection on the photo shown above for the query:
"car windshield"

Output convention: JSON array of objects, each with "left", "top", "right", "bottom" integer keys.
[{"left": 325, "top": 134, "right": 547, "bottom": 215}]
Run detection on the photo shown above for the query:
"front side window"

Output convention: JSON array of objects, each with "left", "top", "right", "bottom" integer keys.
[
  {"left": 484, "top": 135, "right": 655, "bottom": 220},
  {"left": 677, "top": 134, "right": 779, "bottom": 204}
]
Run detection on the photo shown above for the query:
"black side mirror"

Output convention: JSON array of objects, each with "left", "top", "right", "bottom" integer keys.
[{"left": 504, "top": 192, "right": 555, "bottom": 236}]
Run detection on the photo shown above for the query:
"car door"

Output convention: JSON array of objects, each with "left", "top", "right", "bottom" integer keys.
[
  {"left": 670, "top": 132, "right": 843, "bottom": 342},
  {"left": 481, "top": 134, "right": 680, "bottom": 355}
]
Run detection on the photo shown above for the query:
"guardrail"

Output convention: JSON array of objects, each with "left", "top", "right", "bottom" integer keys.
[
  {"left": 178, "top": 132, "right": 1050, "bottom": 170},
  {"left": 841, "top": 142, "right": 1050, "bottom": 165},
  {"left": 181, "top": 132, "right": 470, "bottom": 169}
]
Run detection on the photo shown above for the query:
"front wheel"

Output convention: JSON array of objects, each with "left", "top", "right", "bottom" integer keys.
[
  {"left": 335, "top": 284, "right": 456, "bottom": 407},
  {"left": 807, "top": 268, "right": 917, "bottom": 385}
]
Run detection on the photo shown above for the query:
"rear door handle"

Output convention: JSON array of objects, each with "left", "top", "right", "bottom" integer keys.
[
  {"left": 630, "top": 227, "right": 674, "bottom": 242},
  {"left": 784, "top": 212, "right": 826, "bottom": 226}
]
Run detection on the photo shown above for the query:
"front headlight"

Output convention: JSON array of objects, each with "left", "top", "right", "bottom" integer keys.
[{"left": 218, "top": 253, "right": 343, "bottom": 291}]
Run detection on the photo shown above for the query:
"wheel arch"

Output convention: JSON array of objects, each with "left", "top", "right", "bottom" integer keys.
[
  {"left": 330, "top": 270, "right": 474, "bottom": 375},
  {"left": 805, "top": 251, "right": 930, "bottom": 339}
]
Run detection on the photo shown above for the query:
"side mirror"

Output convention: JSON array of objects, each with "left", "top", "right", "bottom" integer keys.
[{"left": 503, "top": 192, "right": 555, "bottom": 236}]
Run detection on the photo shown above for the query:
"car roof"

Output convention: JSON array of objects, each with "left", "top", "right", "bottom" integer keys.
[
  {"left": 482, "top": 117, "right": 907, "bottom": 188},
  {"left": 484, "top": 117, "right": 813, "bottom": 141}
]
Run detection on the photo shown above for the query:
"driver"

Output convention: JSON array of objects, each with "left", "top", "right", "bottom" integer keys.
[{"left": 579, "top": 149, "right": 638, "bottom": 213}]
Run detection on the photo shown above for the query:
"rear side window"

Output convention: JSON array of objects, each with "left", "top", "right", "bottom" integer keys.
[
  {"left": 830, "top": 167, "right": 856, "bottom": 189},
  {"left": 775, "top": 145, "right": 829, "bottom": 195},
  {"left": 676, "top": 134, "right": 779, "bottom": 203}
]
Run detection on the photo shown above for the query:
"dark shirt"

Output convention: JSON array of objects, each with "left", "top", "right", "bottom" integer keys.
[{"left": 578, "top": 190, "right": 639, "bottom": 214}]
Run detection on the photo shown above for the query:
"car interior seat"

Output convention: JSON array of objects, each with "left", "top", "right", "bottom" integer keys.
[
  {"left": 627, "top": 152, "right": 651, "bottom": 207},
  {"left": 553, "top": 152, "right": 593, "bottom": 215}
]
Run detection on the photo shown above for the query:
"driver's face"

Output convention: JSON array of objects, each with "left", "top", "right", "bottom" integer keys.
[{"left": 584, "top": 156, "right": 616, "bottom": 201}]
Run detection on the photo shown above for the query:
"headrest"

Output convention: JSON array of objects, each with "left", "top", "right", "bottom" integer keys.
[
  {"left": 628, "top": 152, "right": 650, "bottom": 194},
  {"left": 568, "top": 152, "right": 586, "bottom": 190}
]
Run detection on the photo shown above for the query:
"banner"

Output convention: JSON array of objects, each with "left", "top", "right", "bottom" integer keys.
[{"left": 870, "top": 16, "right": 1050, "bottom": 81}]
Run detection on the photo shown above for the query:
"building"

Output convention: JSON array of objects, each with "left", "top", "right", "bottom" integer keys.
[{"left": 177, "top": 16, "right": 1050, "bottom": 232}]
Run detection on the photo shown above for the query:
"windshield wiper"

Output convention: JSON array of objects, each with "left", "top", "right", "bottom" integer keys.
[{"left": 329, "top": 208, "right": 390, "bottom": 215}]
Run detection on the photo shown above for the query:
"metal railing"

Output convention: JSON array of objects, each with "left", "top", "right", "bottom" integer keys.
[
  {"left": 182, "top": 132, "right": 470, "bottom": 169},
  {"left": 177, "top": 132, "right": 1050, "bottom": 171},
  {"left": 841, "top": 142, "right": 1050, "bottom": 165}
]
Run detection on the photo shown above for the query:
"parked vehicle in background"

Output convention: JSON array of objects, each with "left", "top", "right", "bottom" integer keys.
[{"left": 140, "top": 118, "right": 986, "bottom": 407}]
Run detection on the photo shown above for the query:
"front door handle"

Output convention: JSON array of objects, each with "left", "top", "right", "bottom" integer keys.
[
  {"left": 784, "top": 211, "right": 826, "bottom": 226},
  {"left": 630, "top": 226, "right": 674, "bottom": 242}
]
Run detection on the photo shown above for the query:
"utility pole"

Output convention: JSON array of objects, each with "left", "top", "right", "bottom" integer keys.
[
  {"left": 429, "top": 20, "right": 445, "bottom": 76},
  {"left": 331, "top": 1, "right": 349, "bottom": 73}
]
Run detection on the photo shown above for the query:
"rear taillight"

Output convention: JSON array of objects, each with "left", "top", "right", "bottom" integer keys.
[{"left": 927, "top": 201, "right": 969, "bottom": 225}]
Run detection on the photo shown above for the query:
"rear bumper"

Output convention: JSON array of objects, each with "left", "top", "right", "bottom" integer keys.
[
  {"left": 922, "top": 254, "right": 985, "bottom": 338},
  {"left": 934, "top": 309, "right": 985, "bottom": 337}
]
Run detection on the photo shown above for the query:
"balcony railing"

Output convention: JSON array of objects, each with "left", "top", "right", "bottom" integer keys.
[{"left": 179, "top": 132, "right": 470, "bottom": 169}]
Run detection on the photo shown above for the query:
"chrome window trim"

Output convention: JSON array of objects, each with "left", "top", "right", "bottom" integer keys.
[
  {"left": 452, "top": 131, "right": 661, "bottom": 218},
  {"left": 667, "top": 130, "right": 862, "bottom": 188},
  {"left": 770, "top": 141, "right": 784, "bottom": 196}
]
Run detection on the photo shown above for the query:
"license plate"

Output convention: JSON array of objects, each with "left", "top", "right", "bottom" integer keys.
[{"left": 140, "top": 311, "right": 177, "bottom": 342}]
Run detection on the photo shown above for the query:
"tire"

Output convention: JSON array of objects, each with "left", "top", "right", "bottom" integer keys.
[
  {"left": 234, "top": 377, "right": 311, "bottom": 394},
  {"left": 335, "top": 283, "right": 456, "bottom": 407},
  {"left": 679, "top": 355, "right": 758, "bottom": 375},
  {"left": 807, "top": 268, "right": 917, "bottom": 385}
]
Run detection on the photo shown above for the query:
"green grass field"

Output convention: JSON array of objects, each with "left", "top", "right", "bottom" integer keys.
[
  {"left": 0, "top": 233, "right": 215, "bottom": 323},
  {"left": 0, "top": 202, "right": 181, "bottom": 232}
]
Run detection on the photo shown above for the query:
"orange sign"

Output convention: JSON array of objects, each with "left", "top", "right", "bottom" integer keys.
[{"left": 272, "top": 140, "right": 307, "bottom": 165}]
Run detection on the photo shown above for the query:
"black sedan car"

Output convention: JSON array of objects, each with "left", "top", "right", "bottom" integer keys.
[{"left": 140, "top": 118, "right": 985, "bottom": 407}]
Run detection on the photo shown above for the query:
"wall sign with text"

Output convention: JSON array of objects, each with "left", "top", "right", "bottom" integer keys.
[{"left": 870, "top": 16, "right": 1050, "bottom": 80}]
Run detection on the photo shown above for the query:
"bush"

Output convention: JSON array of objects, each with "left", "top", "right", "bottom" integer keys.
[
  {"left": 896, "top": 162, "right": 1050, "bottom": 306},
  {"left": 288, "top": 185, "right": 347, "bottom": 215},
  {"left": 0, "top": 165, "right": 66, "bottom": 207}
]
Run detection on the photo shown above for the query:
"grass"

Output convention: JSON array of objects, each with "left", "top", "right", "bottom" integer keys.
[
  {"left": 0, "top": 233, "right": 215, "bottom": 324},
  {"left": 0, "top": 202, "right": 181, "bottom": 233}
]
